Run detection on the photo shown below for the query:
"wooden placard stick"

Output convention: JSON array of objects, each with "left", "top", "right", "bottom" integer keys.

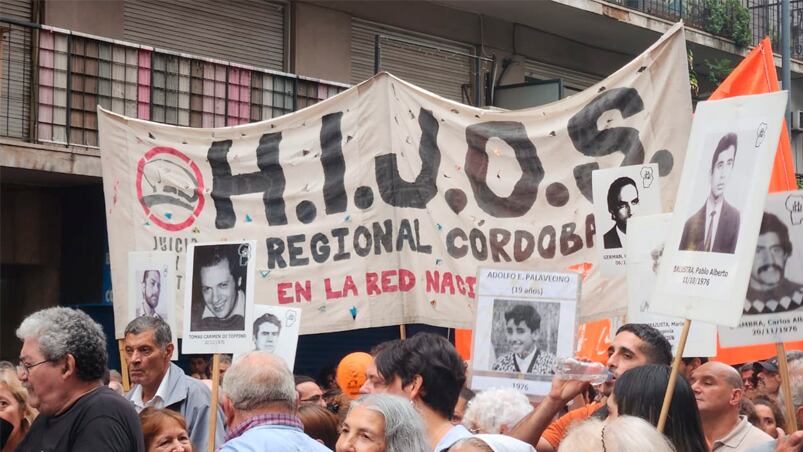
[
  {"left": 400, "top": 324, "right": 407, "bottom": 340},
  {"left": 208, "top": 353, "right": 221, "bottom": 452},
  {"left": 775, "top": 342, "right": 798, "bottom": 433},
  {"left": 657, "top": 318, "right": 692, "bottom": 433},
  {"left": 117, "top": 339, "right": 130, "bottom": 392}
]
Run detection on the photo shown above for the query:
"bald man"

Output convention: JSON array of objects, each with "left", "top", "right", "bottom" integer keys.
[{"left": 691, "top": 362, "right": 772, "bottom": 451}]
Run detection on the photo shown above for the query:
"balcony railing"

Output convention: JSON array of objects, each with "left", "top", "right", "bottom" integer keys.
[
  {"left": 607, "top": 0, "right": 803, "bottom": 59},
  {"left": 0, "top": 18, "right": 349, "bottom": 148}
]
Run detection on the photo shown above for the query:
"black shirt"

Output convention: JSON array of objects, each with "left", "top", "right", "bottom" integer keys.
[{"left": 16, "top": 386, "right": 144, "bottom": 452}]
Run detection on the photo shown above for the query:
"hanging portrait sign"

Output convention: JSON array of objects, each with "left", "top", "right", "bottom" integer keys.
[
  {"left": 182, "top": 241, "right": 256, "bottom": 354},
  {"left": 470, "top": 268, "right": 578, "bottom": 397},
  {"left": 247, "top": 305, "right": 302, "bottom": 370},
  {"left": 127, "top": 251, "right": 179, "bottom": 359},
  {"left": 719, "top": 190, "right": 803, "bottom": 346},
  {"left": 592, "top": 163, "right": 662, "bottom": 276},
  {"left": 651, "top": 92, "right": 788, "bottom": 327}
]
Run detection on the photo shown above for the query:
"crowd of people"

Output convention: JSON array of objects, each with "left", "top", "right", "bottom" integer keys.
[{"left": 1, "top": 306, "right": 802, "bottom": 452}]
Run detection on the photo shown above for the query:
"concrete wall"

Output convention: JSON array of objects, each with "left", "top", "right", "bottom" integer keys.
[
  {"left": 44, "top": 0, "right": 124, "bottom": 39},
  {"left": 293, "top": 2, "right": 352, "bottom": 83}
]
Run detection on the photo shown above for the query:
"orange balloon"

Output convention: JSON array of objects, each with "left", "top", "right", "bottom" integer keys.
[{"left": 336, "top": 352, "right": 372, "bottom": 399}]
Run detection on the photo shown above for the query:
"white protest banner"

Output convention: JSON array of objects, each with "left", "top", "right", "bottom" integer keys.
[
  {"left": 182, "top": 241, "right": 256, "bottom": 354},
  {"left": 719, "top": 190, "right": 803, "bottom": 346},
  {"left": 249, "top": 305, "right": 302, "bottom": 370},
  {"left": 652, "top": 92, "right": 788, "bottom": 327},
  {"left": 626, "top": 214, "right": 717, "bottom": 356},
  {"left": 593, "top": 164, "right": 662, "bottom": 275},
  {"left": 100, "top": 24, "right": 692, "bottom": 336},
  {"left": 128, "top": 251, "right": 179, "bottom": 359},
  {"left": 470, "top": 268, "right": 578, "bottom": 397}
]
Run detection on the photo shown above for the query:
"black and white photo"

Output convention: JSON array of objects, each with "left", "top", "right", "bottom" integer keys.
[
  {"left": 652, "top": 92, "right": 788, "bottom": 327},
  {"left": 743, "top": 211, "right": 803, "bottom": 315},
  {"left": 679, "top": 132, "right": 741, "bottom": 254},
  {"left": 490, "top": 300, "right": 559, "bottom": 375},
  {"left": 470, "top": 268, "right": 578, "bottom": 397},
  {"left": 190, "top": 243, "right": 250, "bottom": 332},
  {"left": 719, "top": 190, "right": 803, "bottom": 346},
  {"left": 128, "top": 252, "right": 174, "bottom": 324},
  {"left": 182, "top": 240, "right": 256, "bottom": 355},
  {"left": 592, "top": 164, "right": 662, "bottom": 276},
  {"left": 248, "top": 304, "right": 302, "bottom": 370}
]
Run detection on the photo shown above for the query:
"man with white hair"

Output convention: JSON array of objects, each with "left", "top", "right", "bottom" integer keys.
[
  {"left": 219, "top": 352, "right": 329, "bottom": 451},
  {"left": 14, "top": 307, "right": 144, "bottom": 451}
]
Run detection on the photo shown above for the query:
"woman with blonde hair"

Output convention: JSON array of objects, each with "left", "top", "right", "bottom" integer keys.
[
  {"left": 558, "top": 416, "right": 676, "bottom": 452},
  {"left": 0, "top": 367, "right": 37, "bottom": 452}
]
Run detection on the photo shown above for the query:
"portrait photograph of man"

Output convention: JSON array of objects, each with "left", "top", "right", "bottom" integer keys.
[
  {"left": 603, "top": 176, "right": 640, "bottom": 249},
  {"left": 490, "top": 301, "right": 558, "bottom": 375},
  {"left": 253, "top": 312, "right": 282, "bottom": 353},
  {"left": 136, "top": 269, "right": 164, "bottom": 318},
  {"left": 189, "top": 243, "right": 249, "bottom": 332},
  {"left": 743, "top": 212, "right": 803, "bottom": 315},
  {"left": 679, "top": 132, "right": 741, "bottom": 254},
  {"left": 128, "top": 252, "right": 175, "bottom": 328}
]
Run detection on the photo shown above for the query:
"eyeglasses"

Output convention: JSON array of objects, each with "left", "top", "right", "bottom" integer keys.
[{"left": 16, "top": 359, "right": 52, "bottom": 377}]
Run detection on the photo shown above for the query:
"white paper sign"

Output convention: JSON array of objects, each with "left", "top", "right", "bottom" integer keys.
[
  {"left": 127, "top": 251, "right": 179, "bottom": 359},
  {"left": 593, "top": 164, "right": 662, "bottom": 275},
  {"left": 652, "top": 92, "right": 788, "bottom": 327},
  {"left": 249, "top": 305, "right": 302, "bottom": 370},
  {"left": 719, "top": 190, "right": 803, "bottom": 346},
  {"left": 470, "top": 268, "right": 578, "bottom": 397},
  {"left": 182, "top": 241, "right": 256, "bottom": 354},
  {"left": 626, "top": 214, "right": 717, "bottom": 356}
]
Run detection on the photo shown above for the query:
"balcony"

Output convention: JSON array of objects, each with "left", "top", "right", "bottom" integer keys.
[
  {"left": 0, "top": 18, "right": 349, "bottom": 150},
  {"left": 606, "top": 0, "right": 803, "bottom": 59}
]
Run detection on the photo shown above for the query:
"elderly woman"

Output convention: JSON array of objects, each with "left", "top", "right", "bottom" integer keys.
[
  {"left": 461, "top": 387, "right": 533, "bottom": 434},
  {"left": 336, "top": 394, "right": 428, "bottom": 452},
  {"left": 139, "top": 407, "right": 193, "bottom": 452},
  {"left": 558, "top": 416, "right": 676, "bottom": 452},
  {"left": 0, "top": 368, "right": 37, "bottom": 452}
]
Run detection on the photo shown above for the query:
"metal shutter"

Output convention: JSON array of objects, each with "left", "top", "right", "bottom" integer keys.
[
  {"left": 1, "top": 0, "right": 32, "bottom": 20},
  {"left": 0, "top": 0, "right": 33, "bottom": 139},
  {"left": 523, "top": 59, "right": 601, "bottom": 93},
  {"left": 123, "top": 0, "right": 284, "bottom": 71},
  {"left": 351, "top": 19, "right": 473, "bottom": 103}
]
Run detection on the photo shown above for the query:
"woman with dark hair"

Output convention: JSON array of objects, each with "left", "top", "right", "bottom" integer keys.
[
  {"left": 610, "top": 364, "right": 707, "bottom": 452},
  {"left": 299, "top": 404, "right": 340, "bottom": 449},
  {"left": 140, "top": 407, "right": 193, "bottom": 452},
  {"left": 753, "top": 396, "right": 786, "bottom": 438}
]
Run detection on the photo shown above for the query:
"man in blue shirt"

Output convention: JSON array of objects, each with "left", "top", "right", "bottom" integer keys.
[{"left": 219, "top": 352, "right": 330, "bottom": 451}]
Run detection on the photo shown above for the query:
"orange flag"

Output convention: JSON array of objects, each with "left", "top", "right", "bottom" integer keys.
[{"left": 709, "top": 38, "right": 802, "bottom": 364}]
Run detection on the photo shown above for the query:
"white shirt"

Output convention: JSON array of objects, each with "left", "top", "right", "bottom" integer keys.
[
  {"left": 704, "top": 196, "right": 724, "bottom": 250},
  {"left": 514, "top": 349, "right": 537, "bottom": 372},
  {"left": 615, "top": 225, "right": 626, "bottom": 248},
  {"left": 130, "top": 365, "right": 171, "bottom": 413}
]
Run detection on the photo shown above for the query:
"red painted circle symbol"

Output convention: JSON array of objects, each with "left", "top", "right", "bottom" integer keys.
[{"left": 135, "top": 146, "right": 205, "bottom": 231}]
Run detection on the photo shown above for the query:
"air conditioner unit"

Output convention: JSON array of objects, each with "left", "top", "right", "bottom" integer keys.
[{"left": 793, "top": 110, "right": 803, "bottom": 132}]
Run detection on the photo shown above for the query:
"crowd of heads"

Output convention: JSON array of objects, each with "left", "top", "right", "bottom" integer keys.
[{"left": 3, "top": 307, "right": 803, "bottom": 452}]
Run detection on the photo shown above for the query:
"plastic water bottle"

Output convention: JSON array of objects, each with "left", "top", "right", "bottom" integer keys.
[{"left": 553, "top": 357, "right": 612, "bottom": 384}]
